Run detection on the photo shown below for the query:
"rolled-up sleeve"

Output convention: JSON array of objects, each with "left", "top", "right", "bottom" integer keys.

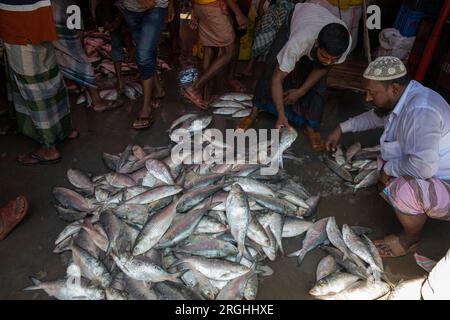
[
  {"left": 384, "top": 108, "right": 442, "bottom": 179},
  {"left": 276, "top": 39, "right": 307, "bottom": 73},
  {"left": 339, "top": 109, "right": 386, "bottom": 133}
]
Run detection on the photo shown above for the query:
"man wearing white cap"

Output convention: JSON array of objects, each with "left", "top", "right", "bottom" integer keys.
[{"left": 326, "top": 56, "right": 450, "bottom": 258}]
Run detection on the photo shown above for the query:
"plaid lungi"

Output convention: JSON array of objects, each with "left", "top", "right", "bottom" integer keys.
[
  {"left": 382, "top": 176, "right": 450, "bottom": 221},
  {"left": 4, "top": 42, "right": 73, "bottom": 147},
  {"left": 251, "top": 0, "right": 293, "bottom": 61},
  {"left": 52, "top": 0, "right": 97, "bottom": 88}
]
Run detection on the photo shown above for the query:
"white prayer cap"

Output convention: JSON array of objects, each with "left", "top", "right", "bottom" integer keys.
[{"left": 363, "top": 56, "right": 407, "bottom": 81}]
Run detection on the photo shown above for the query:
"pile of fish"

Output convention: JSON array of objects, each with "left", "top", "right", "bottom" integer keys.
[
  {"left": 297, "top": 216, "right": 395, "bottom": 300},
  {"left": 25, "top": 114, "right": 329, "bottom": 300},
  {"left": 323, "top": 143, "right": 381, "bottom": 190},
  {"left": 211, "top": 92, "right": 254, "bottom": 119}
]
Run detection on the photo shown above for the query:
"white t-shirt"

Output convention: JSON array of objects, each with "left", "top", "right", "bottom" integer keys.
[{"left": 277, "top": 3, "right": 352, "bottom": 73}]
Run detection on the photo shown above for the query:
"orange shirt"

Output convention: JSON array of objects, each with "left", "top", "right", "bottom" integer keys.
[{"left": 0, "top": 2, "right": 57, "bottom": 45}]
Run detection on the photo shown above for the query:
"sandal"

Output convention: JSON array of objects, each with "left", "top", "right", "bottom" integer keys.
[
  {"left": 237, "top": 114, "right": 257, "bottom": 130},
  {"left": 17, "top": 152, "right": 62, "bottom": 166},
  {"left": 132, "top": 116, "right": 153, "bottom": 130},
  {"left": 0, "top": 196, "right": 28, "bottom": 240},
  {"left": 227, "top": 79, "right": 247, "bottom": 93},
  {"left": 304, "top": 130, "right": 326, "bottom": 152},
  {"left": 374, "top": 234, "right": 418, "bottom": 258},
  {"left": 181, "top": 87, "right": 208, "bottom": 110}
]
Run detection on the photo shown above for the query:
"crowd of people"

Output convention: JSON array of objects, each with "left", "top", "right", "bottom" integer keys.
[{"left": 1, "top": 0, "right": 450, "bottom": 265}]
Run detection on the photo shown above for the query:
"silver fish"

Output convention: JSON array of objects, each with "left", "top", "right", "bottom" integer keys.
[
  {"left": 244, "top": 274, "right": 258, "bottom": 300},
  {"left": 216, "top": 266, "right": 254, "bottom": 300},
  {"left": 24, "top": 277, "right": 105, "bottom": 300},
  {"left": 177, "top": 184, "right": 223, "bottom": 213},
  {"left": 175, "top": 236, "right": 238, "bottom": 258},
  {"left": 145, "top": 159, "right": 175, "bottom": 185},
  {"left": 211, "top": 100, "right": 245, "bottom": 108},
  {"left": 168, "top": 113, "right": 199, "bottom": 133},
  {"left": 72, "top": 245, "right": 112, "bottom": 288},
  {"left": 288, "top": 217, "right": 329, "bottom": 266},
  {"left": 353, "top": 170, "right": 378, "bottom": 190},
  {"left": 53, "top": 187, "right": 97, "bottom": 212},
  {"left": 226, "top": 184, "right": 251, "bottom": 260},
  {"left": 232, "top": 178, "right": 276, "bottom": 197},
  {"left": 326, "top": 217, "right": 352, "bottom": 261},
  {"left": 310, "top": 271, "right": 360, "bottom": 296},
  {"left": 114, "top": 204, "right": 149, "bottom": 226},
  {"left": 157, "top": 206, "right": 209, "bottom": 248},
  {"left": 173, "top": 255, "right": 251, "bottom": 281},
  {"left": 323, "top": 156, "right": 353, "bottom": 182},
  {"left": 249, "top": 193, "right": 297, "bottom": 215},
  {"left": 342, "top": 224, "right": 382, "bottom": 275},
  {"left": 67, "top": 169, "right": 94, "bottom": 194},
  {"left": 318, "top": 281, "right": 390, "bottom": 300},
  {"left": 132, "top": 200, "right": 178, "bottom": 256},
  {"left": 220, "top": 92, "right": 253, "bottom": 102},
  {"left": 281, "top": 218, "right": 313, "bottom": 238},
  {"left": 154, "top": 281, "right": 203, "bottom": 300},
  {"left": 105, "top": 173, "right": 136, "bottom": 189},
  {"left": 232, "top": 109, "right": 252, "bottom": 118},
  {"left": 247, "top": 216, "right": 271, "bottom": 248},
  {"left": 316, "top": 255, "right": 340, "bottom": 281},
  {"left": 277, "top": 190, "right": 309, "bottom": 209},
  {"left": 125, "top": 185, "right": 182, "bottom": 205},
  {"left": 112, "top": 252, "right": 182, "bottom": 283},
  {"left": 213, "top": 107, "right": 245, "bottom": 115},
  {"left": 54, "top": 205, "right": 88, "bottom": 222},
  {"left": 333, "top": 145, "right": 347, "bottom": 166},
  {"left": 194, "top": 216, "right": 228, "bottom": 234}
]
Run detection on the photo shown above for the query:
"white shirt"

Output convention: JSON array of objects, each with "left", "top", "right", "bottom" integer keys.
[
  {"left": 276, "top": 3, "right": 352, "bottom": 73},
  {"left": 340, "top": 81, "right": 450, "bottom": 180}
]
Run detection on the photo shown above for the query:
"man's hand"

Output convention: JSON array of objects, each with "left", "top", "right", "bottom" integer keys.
[
  {"left": 283, "top": 89, "right": 303, "bottom": 105},
  {"left": 379, "top": 169, "right": 392, "bottom": 186},
  {"left": 325, "top": 126, "right": 342, "bottom": 152},
  {"left": 275, "top": 116, "right": 293, "bottom": 130},
  {"left": 139, "top": 0, "right": 156, "bottom": 10},
  {"left": 236, "top": 13, "right": 248, "bottom": 30}
]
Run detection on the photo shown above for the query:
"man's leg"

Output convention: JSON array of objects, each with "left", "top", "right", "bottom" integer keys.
[
  {"left": 185, "top": 42, "right": 235, "bottom": 106},
  {"left": 202, "top": 46, "right": 215, "bottom": 103},
  {"left": 375, "top": 177, "right": 450, "bottom": 257},
  {"left": 132, "top": 8, "right": 167, "bottom": 128}
]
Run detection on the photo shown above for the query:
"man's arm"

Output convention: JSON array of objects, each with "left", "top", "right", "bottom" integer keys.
[
  {"left": 284, "top": 67, "right": 329, "bottom": 105},
  {"left": 384, "top": 108, "right": 441, "bottom": 179},
  {"left": 271, "top": 64, "right": 291, "bottom": 129},
  {"left": 339, "top": 109, "right": 386, "bottom": 133},
  {"left": 225, "top": 0, "right": 248, "bottom": 29}
]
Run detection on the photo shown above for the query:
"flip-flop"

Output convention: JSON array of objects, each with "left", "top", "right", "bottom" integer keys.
[
  {"left": 181, "top": 87, "right": 208, "bottom": 110},
  {"left": 132, "top": 116, "right": 153, "bottom": 130},
  {"left": 374, "top": 234, "right": 418, "bottom": 258},
  {"left": 0, "top": 196, "right": 28, "bottom": 240},
  {"left": 17, "top": 152, "right": 61, "bottom": 166}
]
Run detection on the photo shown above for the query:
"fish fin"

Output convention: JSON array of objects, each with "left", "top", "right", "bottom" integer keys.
[{"left": 23, "top": 277, "right": 41, "bottom": 291}]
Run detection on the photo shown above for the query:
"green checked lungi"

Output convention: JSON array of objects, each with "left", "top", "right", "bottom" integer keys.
[{"left": 4, "top": 42, "right": 73, "bottom": 147}]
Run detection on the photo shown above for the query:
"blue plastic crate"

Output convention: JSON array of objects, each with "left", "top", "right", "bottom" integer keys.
[{"left": 394, "top": 3, "right": 425, "bottom": 37}]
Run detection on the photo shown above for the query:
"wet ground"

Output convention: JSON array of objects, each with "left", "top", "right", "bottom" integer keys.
[{"left": 1, "top": 54, "right": 450, "bottom": 300}]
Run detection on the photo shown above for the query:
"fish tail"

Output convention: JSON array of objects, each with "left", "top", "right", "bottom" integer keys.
[
  {"left": 297, "top": 251, "right": 307, "bottom": 267},
  {"left": 23, "top": 277, "right": 41, "bottom": 291},
  {"left": 287, "top": 248, "right": 302, "bottom": 258}
]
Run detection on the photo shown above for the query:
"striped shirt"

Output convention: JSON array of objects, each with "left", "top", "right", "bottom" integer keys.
[{"left": 0, "top": 0, "right": 57, "bottom": 45}]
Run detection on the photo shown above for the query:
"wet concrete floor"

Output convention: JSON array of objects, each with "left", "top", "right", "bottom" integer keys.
[{"left": 1, "top": 56, "right": 449, "bottom": 300}]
